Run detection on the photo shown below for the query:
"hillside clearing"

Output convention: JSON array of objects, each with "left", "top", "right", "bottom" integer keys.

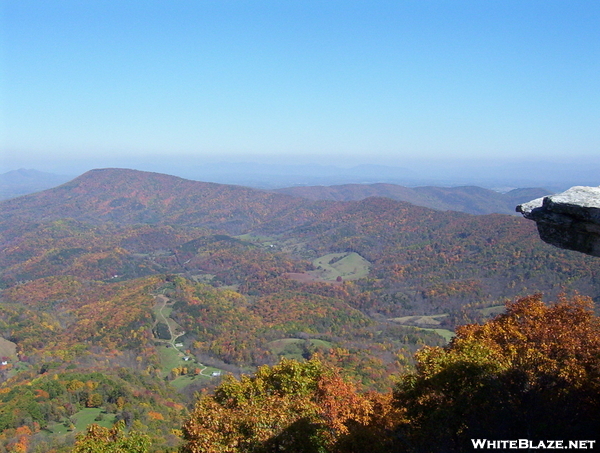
[
  {"left": 419, "top": 328, "right": 455, "bottom": 343},
  {"left": 0, "top": 337, "right": 17, "bottom": 359},
  {"left": 311, "top": 252, "right": 371, "bottom": 281},
  {"left": 389, "top": 314, "right": 449, "bottom": 327}
]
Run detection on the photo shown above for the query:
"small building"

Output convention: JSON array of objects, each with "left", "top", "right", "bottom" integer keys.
[{"left": 212, "top": 371, "right": 222, "bottom": 377}]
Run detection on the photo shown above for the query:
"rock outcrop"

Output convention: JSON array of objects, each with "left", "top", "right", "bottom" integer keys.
[{"left": 517, "top": 186, "right": 600, "bottom": 257}]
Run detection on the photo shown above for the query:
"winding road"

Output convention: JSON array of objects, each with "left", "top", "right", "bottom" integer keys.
[
  {"left": 153, "top": 293, "right": 216, "bottom": 377},
  {"left": 155, "top": 294, "right": 186, "bottom": 349}
]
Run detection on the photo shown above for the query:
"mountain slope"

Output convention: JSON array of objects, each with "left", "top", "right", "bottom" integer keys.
[{"left": 274, "top": 196, "right": 599, "bottom": 313}]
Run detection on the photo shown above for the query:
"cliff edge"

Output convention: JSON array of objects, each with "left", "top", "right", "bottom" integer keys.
[{"left": 517, "top": 186, "right": 600, "bottom": 257}]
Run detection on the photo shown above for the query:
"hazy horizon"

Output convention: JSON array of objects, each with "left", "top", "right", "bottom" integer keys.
[
  {"left": 2, "top": 1, "right": 599, "bottom": 188},
  {"left": 3, "top": 155, "right": 600, "bottom": 193}
]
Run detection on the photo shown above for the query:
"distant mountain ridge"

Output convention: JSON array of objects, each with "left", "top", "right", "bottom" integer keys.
[
  {"left": 0, "top": 168, "right": 73, "bottom": 200},
  {"left": 274, "top": 183, "right": 551, "bottom": 215},
  {"left": 1, "top": 167, "right": 551, "bottom": 217}
]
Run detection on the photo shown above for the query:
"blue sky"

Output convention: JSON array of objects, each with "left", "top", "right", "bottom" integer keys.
[{"left": 1, "top": 1, "right": 599, "bottom": 176}]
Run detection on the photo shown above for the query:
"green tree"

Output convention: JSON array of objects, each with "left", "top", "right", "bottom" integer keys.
[{"left": 86, "top": 393, "right": 104, "bottom": 408}]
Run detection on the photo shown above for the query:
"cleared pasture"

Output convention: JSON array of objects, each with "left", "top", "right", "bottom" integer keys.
[
  {"left": 389, "top": 314, "right": 449, "bottom": 326},
  {"left": 0, "top": 337, "right": 17, "bottom": 359},
  {"left": 311, "top": 252, "right": 371, "bottom": 281},
  {"left": 47, "top": 408, "right": 116, "bottom": 435},
  {"left": 170, "top": 366, "right": 224, "bottom": 390},
  {"left": 157, "top": 344, "right": 184, "bottom": 374},
  {"left": 419, "top": 328, "right": 455, "bottom": 343}
]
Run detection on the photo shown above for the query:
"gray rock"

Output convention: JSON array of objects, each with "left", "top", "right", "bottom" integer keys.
[{"left": 517, "top": 186, "right": 600, "bottom": 257}]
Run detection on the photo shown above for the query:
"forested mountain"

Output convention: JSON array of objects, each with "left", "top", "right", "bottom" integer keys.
[
  {"left": 0, "top": 168, "right": 597, "bottom": 452},
  {"left": 2, "top": 169, "right": 595, "bottom": 311},
  {"left": 0, "top": 168, "right": 327, "bottom": 234},
  {"left": 275, "top": 183, "right": 551, "bottom": 215}
]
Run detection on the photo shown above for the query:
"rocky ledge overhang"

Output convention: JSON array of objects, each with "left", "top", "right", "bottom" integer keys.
[{"left": 517, "top": 186, "right": 600, "bottom": 257}]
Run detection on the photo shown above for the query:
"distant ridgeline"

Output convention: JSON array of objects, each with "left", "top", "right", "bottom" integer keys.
[
  {"left": 275, "top": 183, "right": 551, "bottom": 216},
  {"left": 0, "top": 168, "right": 72, "bottom": 200},
  {"left": 0, "top": 168, "right": 599, "bottom": 452},
  {"left": 1, "top": 167, "right": 552, "bottom": 215}
]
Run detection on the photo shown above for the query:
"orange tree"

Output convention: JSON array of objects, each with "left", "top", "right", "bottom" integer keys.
[
  {"left": 393, "top": 294, "right": 600, "bottom": 452},
  {"left": 179, "top": 357, "right": 401, "bottom": 453}
]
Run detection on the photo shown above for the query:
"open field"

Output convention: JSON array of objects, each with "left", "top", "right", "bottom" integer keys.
[
  {"left": 46, "top": 408, "right": 116, "bottom": 435},
  {"left": 161, "top": 306, "right": 173, "bottom": 318},
  {"left": 388, "top": 314, "right": 454, "bottom": 343},
  {"left": 419, "top": 328, "right": 456, "bottom": 343},
  {"left": 170, "top": 366, "right": 224, "bottom": 390},
  {"left": 0, "top": 337, "right": 17, "bottom": 359},
  {"left": 152, "top": 294, "right": 224, "bottom": 388},
  {"left": 286, "top": 252, "right": 371, "bottom": 284},
  {"left": 190, "top": 273, "right": 216, "bottom": 283},
  {"left": 157, "top": 344, "right": 186, "bottom": 375},
  {"left": 73, "top": 408, "right": 116, "bottom": 432},
  {"left": 158, "top": 343, "right": 225, "bottom": 388},
  {"left": 389, "top": 314, "right": 449, "bottom": 326},
  {"left": 312, "top": 252, "right": 371, "bottom": 281},
  {"left": 153, "top": 297, "right": 184, "bottom": 340}
]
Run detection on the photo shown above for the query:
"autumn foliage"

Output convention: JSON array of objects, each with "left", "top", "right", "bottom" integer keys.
[
  {"left": 179, "top": 295, "right": 600, "bottom": 452},
  {"left": 394, "top": 294, "right": 600, "bottom": 451},
  {"left": 72, "top": 421, "right": 150, "bottom": 453},
  {"left": 2, "top": 170, "right": 600, "bottom": 451},
  {"left": 180, "top": 357, "right": 401, "bottom": 453}
]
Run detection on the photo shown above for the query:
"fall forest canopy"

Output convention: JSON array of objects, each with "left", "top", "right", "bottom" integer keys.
[
  {"left": 0, "top": 168, "right": 599, "bottom": 452},
  {"left": 179, "top": 294, "right": 600, "bottom": 453}
]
